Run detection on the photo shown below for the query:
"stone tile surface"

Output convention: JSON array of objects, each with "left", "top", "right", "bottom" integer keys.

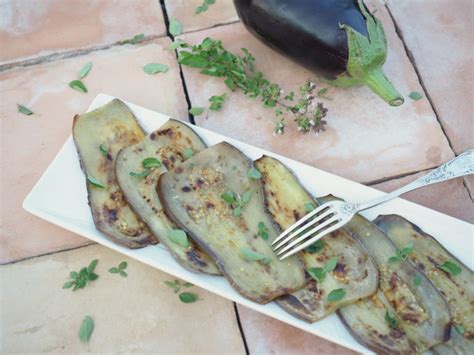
[
  {"left": 179, "top": 1, "right": 454, "bottom": 184},
  {"left": 387, "top": 0, "right": 473, "bottom": 156},
  {"left": 0, "top": 244, "right": 245, "bottom": 353},
  {"left": 373, "top": 172, "right": 474, "bottom": 223},
  {"left": 0, "top": 39, "right": 188, "bottom": 263},
  {"left": 0, "top": 0, "right": 167, "bottom": 66},
  {"left": 165, "top": 0, "right": 238, "bottom": 34},
  {"left": 237, "top": 305, "right": 357, "bottom": 355}
]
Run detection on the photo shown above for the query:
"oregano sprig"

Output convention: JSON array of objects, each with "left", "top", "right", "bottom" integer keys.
[{"left": 63, "top": 259, "right": 99, "bottom": 291}]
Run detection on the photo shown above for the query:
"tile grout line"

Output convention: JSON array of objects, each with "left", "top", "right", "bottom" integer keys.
[
  {"left": 233, "top": 303, "right": 250, "bottom": 355},
  {"left": 364, "top": 167, "right": 432, "bottom": 186}
]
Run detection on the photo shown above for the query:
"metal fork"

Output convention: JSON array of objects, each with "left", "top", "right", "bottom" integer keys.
[{"left": 273, "top": 149, "right": 474, "bottom": 260}]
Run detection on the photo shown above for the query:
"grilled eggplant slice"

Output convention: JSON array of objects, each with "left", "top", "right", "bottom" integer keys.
[
  {"left": 158, "top": 142, "right": 305, "bottom": 303},
  {"left": 431, "top": 326, "right": 474, "bottom": 354},
  {"left": 254, "top": 156, "right": 378, "bottom": 322},
  {"left": 72, "top": 99, "right": 155, "bottom": 248},
  {"left": 115, "top": 119, "right": 220, "bottom": 275},
  {"left": 322, "top": 197, "right": 451, "bottom": 353},
  {"left": 374, "top": 215, "right": 474, "bottom": 342}
]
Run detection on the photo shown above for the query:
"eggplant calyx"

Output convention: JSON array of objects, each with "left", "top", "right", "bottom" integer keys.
[{"left": 331, "top": 1, "right": 404, "bottom": 107}]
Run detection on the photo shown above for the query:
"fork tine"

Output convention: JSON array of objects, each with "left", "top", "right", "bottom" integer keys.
[
  {"left": 278, "top": 223, "right": 342, "bottom": 260},
  {"left": 275, "top": 215, "right": 340, "bottom": 256},
  {"left": 272, "top": 207, "right": 335, "bottom": 250},
  {"left": 271, "top": 203, "right": 330, "bottom": 246}
]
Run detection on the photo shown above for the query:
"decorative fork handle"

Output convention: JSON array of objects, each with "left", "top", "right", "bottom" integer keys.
[{"left": 356, "top": 149, "right": 474, "bottom": 212}]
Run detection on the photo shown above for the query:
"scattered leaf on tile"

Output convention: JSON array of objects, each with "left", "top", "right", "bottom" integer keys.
[
  {"left": 209, "top": 93, "right": 226, "bottom": 111},
  {"left": 78, "top": 62, "right": 93, "bottom": 79},
  {"left": 143, "top": 63, "right": 169, "bottom": 74},
  {"left": 79, "top": 316, "right": 94, "bottom": 343},
  {"left": 17, "top": 104, "right": 33, "bottom": 115},
  {"left": 119, "top": 33, "right": 145, "bottom": 45},
  {"left": 179, "top": 292, "right": 199, "bottom": 303},
  {"left": 63, "top": 259, "right": 99, "bottom": 291},
  {"left": 69, "top": 80, "right": 88, "bottom": 93},
  {"left": 409, "top": 91, "right": 423, "bottom": 100},
  {"left": 109, "top": 261, "right": 128, "bottom": 277},
  {"left": 189, "top": 107, "right": 204, "bottom": 116},
  {"left": 195, "top": 0, "right": 216, "bottom": 14},
  {"left": 169, "top": 18, "right": 182, "bottom": 36}
]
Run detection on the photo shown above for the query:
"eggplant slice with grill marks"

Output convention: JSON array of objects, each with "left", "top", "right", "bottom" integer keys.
[
  {"left": 72, "top": 99, "right": 156, "bottom": 248},
  {"left": 322, "top": 197, "right": 451, "bottom": 353},
  {"left": 158, "top": 142, "right": 305, "bottom": 304},
  {"left": 374, "top": 215, "right": 474, "bottom": 347},
  {"left": 115, "top": 119, "right": 220, "bottom": 275},
  {"left": 254, "top": 155, "right": 378, "bottom": 322}
]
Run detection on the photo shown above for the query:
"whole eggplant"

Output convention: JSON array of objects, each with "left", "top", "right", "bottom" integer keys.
[{"left": 234, "top": 0, "right": 404, "bottom": 106}]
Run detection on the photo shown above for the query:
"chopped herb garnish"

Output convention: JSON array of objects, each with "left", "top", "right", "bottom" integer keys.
[
  {"left": 327, "top": 288, "right": 346, "bottom": 302},
  {"left": 183, "top": 148, "right": 194, "bottom": 159},
  {"left": 78, "top": 62, "right": 93, "bottom": 79},
  {"left": 179, "top": 292, "right": 198, "bottom": 303},
  {"left": 304, "top": 203, "right": 315, "bottom": 213},
  {"left": 130, "top": 170, "right": 149, "bottom": 178},
  {"left": 454, "top": 324, "right": 465, "bottom": 335},
  {"left": 385, "top": 310, "right": 398, "bottom": 329},
  {"left": 69, "top": 80, "right": 88, "bottom": 93},
  {"left": 79, "top": 316, "right": 94, "bottom": 343},
  {"left": 221, "top": 190, "right": 252, "bottom": 217},
  {"left": 143, "top": 63, "right": 169, "bottom": 74},
  {"left": 87, "top": 176, "right": 106, "bottom": 188},
  {"left": 240, "top": 247, "right": 271, "bottom": 264},
  {"left": 438, "top": 260, "right": 462, "bottom": 276},
  {"left": 169, "top": 18, "right": 182, "bottom": 36},
  {"left": 209, "top": 93, "right": 226, "bottom": 111},
  {"left": 247, "top": 167, "right": 262, "bottom": 179},
  {"left": 142, "top": 157, "right": 162, "bottom": 168},
  {"left": 63, "top": 259, "right": 99, "bottom": 291},
  {"left": 189, "top": 107, "right": 204, "bottom": 116},
  {"left": 17, "top": 104, "right": 33, "bottom": 115},
  {"left": 109, "top": 261, "right": 128, "bottom": 277},
  {"left": 99, "top": 144, "right": 108, "bottom": 156},
  {"left": 119, "top": 33, "right": 145, "bottom": 45},
  {"left": 195, "top": 0, "right": 216, "bottom": 14},
  {"left": 305, "top": 239, "right": 324, "bottom": 254},
  {"left": 388, "top": 242, "right": 413, "bottom": 263},
  {"left": 409, "top": 91, "right": 423, "bottom": 100},
  {"left": 257, "top": 221, "right": 269, "bottom": 240},
  {"left": 414, "top": 274, "right": 423, "bottom": 286},
  {"left": 168, "top": 229, "right": 189, "bottom": 248},
  {"left": 307, "top": 256, "right": 338, "bottom": 282}
]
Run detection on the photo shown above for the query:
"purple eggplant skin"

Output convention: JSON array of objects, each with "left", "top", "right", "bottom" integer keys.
[{"left": 233, "top": 0, "right": 404, "bottom": 106}]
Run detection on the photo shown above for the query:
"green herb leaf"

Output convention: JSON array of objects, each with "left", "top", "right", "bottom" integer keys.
[
  {"left": 179, "top": 292, "right": 198, "bottom": 303},
  {"left": 119, "top": 270, "right": 128, "bottom": 277},
  {"left": 119, "top": 261, "right": 127, "bottom": 270},
  {"left": 120, "top": 33, "right": 145, "bottom": 45},
  {"left": 78, "top": 62, "right": 93, "bottom": 79},
  {"left": 183, "top": 282, "right": 194, "bottom": 287},
  {"left": 257, "top": 221, "right": 269, "bottom": 240},
  {"left": 385, "top": 310, "right": 398, "bottom": 329},
  {"left": 388, "top": 256, "right": 400, "bottom": 263},
  {"left": 180, "top": 54, "right": 208, "bottom": 68},
  {"left": 79, "top": 316, "right": 94, "bottom": 343},
  {"left": 388, "top": 242, "right": 413, "bottom": 263},
  {"left": 195, "top": 5, "right": 208, "bottom": 14},
  {"left": 209, "top": 93, "right": 226, "bottom": 111},
  {"left": 316, "top": 88, "right": 328, "bottom": 97},
  {"left": 233, "top": 206, "right": 242, "bottom": 217},
  {"left": 169, "top": 229, "right": 189, "bottom": 248},
  {"left": 438, "top": 260, "right": 462, "bottom": 276},
  {"left": 142, "top": 157, "right": 162, "bottom": 169},
  {"left": 143, "top": 63, "right": 169, "bottom": 74},
  {"left": 304, "top": 203, "right": 315, "bottom": 213},
  {"left": 305, "top": 240, "right": 324, "bottom": 254},
  {"left": 87, "top": 176, "right": 105, "bottom": 188},
  {"left": 170, "top": 39, "right": 187, "bottom": 50},
  {"left": 247, "top": 167, "right": 262, "bottom": 179},
  {"left": 189, "top": 107, "right": 204, "bottom": 116},
  {"left": 88, "top": 273, "right": 98, "bottom": 281},
  {"left": 17, "top": 104, "right": 33, "bottom": 115},
  {"left": 183, "top": 148, "right": 194, "bottom": 160},
  {"left": 63, "top": 281, "right": 75, "bottom": 289},
  {"left": 240, "top": 248, "right": 271, "bottom": 264},
  {"left": 69, "top": 80, "right": 88, "bottom": 93},
  {"left": 88, "top": 259, "right": 98, "bottom": 273},
  {"left": 307, "top": 267, "right": 326, "bottom": 282},
  {"left": 324, "top": 256, "right": 338, "bottom": 273},
  {"left": 164, "top": 280, "right": 181, "bottom": 293},
  {"left": 109, "top": 267, "right": 119, "bottom": 274},
  {"left": 70, "top": 271, "right": 78, "bottom": 279},
  {"left": 169, "top": 18, "right": 183, "bottom": 36},
  {"left": 99, "top": 144, "right": 108, "bottom": 156},
  {"left": 454, "top": 324, "right": 465, "bottom": 335},
  {"left": 221, "top": 191, "right": 236, "bottom": 204},
  {"left": 409, "top": 91, "right": 423, "bottom": 101},
  {"left": 327, "top": 288, "right": 346, "bottom": 302},
  {"left": 241, "top": 190, "right": 252, "bottom": 204},
  {"left": 414, "top": 274, "right": 423, "bottom": 286},
  {"left": 130, "top": 171, "right": 149, "bottom": 178}
]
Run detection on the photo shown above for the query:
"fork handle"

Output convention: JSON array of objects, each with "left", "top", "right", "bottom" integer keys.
[{"left": 357, "top": 149, "right": 474, "bottom": 212}]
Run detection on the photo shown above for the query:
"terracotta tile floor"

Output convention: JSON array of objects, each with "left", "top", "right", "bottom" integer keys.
[{"left": 1, "top": 0, "right": 472, "bottom": 353}]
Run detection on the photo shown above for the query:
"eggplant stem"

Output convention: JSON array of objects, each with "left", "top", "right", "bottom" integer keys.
[{"left": 363, "top": 68, "right": 404, "bottom": 106}]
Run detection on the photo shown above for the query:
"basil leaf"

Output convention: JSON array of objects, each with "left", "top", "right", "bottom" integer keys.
[
  {"left": 183, "top": 148, "right": 194, "bottom": 159},
  {"left": 385, "top": 310, "right": 398, "bottom": 329},
  {"left": 79, "top": 316, "right": 94, "bottom": 343},
  {"left": 78, "top": 62, "right": 93, "bottom": 79},
  {"left": 327, "top": 288, "right": 346, "bottom": 302},
  {"left": 143, "top": 63, "right": 169, "bottom": 74},
  {"left": 247, "top": 167, "right": 262, "bottom": 179},
  {"left": 438, "top": 260, "right": 462, "bottom": 276},
  {"left": 63, "top": 281, "right": 75, "bottom": 289},
  {"left": 130, "top": 171, "right": 149, "bottom": 178},
  {"left": 87, "top": 176, "right": 105, "bottom": 188},
  {"left": 305, "top": 240, "right": 324, "bottom": 253},
  {"left": 69, "top": 80, "right": 88, "bottom": 93},
  {"left": 17, "top": 104, "right": 33, "bottom": 115},
  {"left": 118, "top": 261, "right": 127, "bottom": 270},
  {"left": 142, "top": 157, "right": 162, "bottom": 168},
  {"left": 169, "top": 229, "right": 189, "bottom": 248},
  {"left": 188, "top": 107, "right": 204, "bottom": 116},
  {"left": 414, "top": 274, "right": 423, "bottom": 286},
  {"left": 179, "top": 292, "right": 198, "bottom": 303},
  {"left": 240, "top": 248, "right": 270, "bottom": 263},
  {"left": 180, "top": 54, "right": 208, "bottom": 68},
  {"left": 99, "top": 144, "right": 108, "bottom": 156},
  {"left": 324, "top": 256, "right": 338, "bottom": 273},
  {"left": 221, "top": 191, "right": 235, "bottom": 204},
  {"left": 307, "top": 267, "right": 326, "bottom": 282},
  {"left": 88, "top": 259, "right": 98, "bottom": 273},
  {"left": 409, "top": 91, "right": 423, "bottom": 100},
  {"left": 304, "top": 203, "right": 315, "bottom": 213},
  {"left": 169, "top": 18, "right": 182, "bottom": 36},
  {"left": 109, "top": 267, "right": 119, "bottom": 274}
]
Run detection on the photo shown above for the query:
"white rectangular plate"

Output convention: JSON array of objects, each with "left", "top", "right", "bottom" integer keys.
[{"left": 24, "top": 94, "right": 473, "bottom": 353}]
